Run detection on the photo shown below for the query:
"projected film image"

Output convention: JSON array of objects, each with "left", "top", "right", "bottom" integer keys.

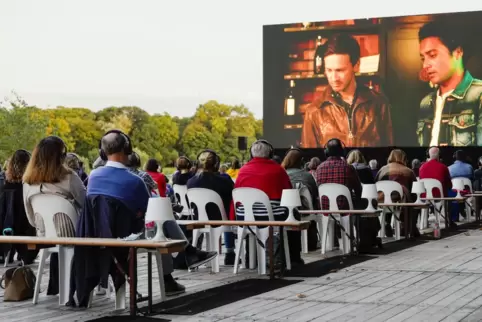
[{"left": 263, "top": 11, "right": 482, "bottom": 148}]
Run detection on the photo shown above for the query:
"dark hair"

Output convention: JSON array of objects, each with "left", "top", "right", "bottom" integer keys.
[
  {"left": 326, "top": 138, "right": 344, "bottom": 157},
  {"left": 281, "top": 149, "right": 303, "bottom": 170},
  {"left": 198, "top": 151, "right": 217, "bottom": 172},
  {"left": 454, "top": 150, "right": 466, "bottom": 161},
  {"left": 419, "top": 20, "right": 467, "bottom": 62},
  {"left": 145, "top": 158, "right": 159, "bottom": 172},
  {"left": 230, "top": 158, "right": 241, "bottom": 170},
  {"left": 6, "top": 150, "right": 31, "bottom": 183},
  {"left": 127, "top": 152, "right": 141, "bottom": 168},
  {"left": 176, "top": 157, "right": 191, "bottom": 171},
  {"left": 272, "top": 155, "right": 282, "bottom": 164},
  {"left": 323, "top": 34, "right": 360, "bottom": 66}
]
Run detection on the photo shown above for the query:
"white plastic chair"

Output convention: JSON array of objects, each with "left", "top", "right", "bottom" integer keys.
[
  {"left": 173, "top": 184, "right": 192, "bottom": 218},
  {"left": 376, "top": 181, "right": 404, "bottom": 240},
  {"left": 232, "top": 188, "right": 291, "bottom": 275},
  {"left": 419, "top": 178, "right": 444, "bottom": 229},
  {"left": 318, "top": 183, "right": 353, "bottom": 255},
  {"left": 187, "top": 188, "right": 229, "bottom": 273},
  {"left": 30, "top": 194, "right": 78, "bottom": 306},
  {"left": 298, "top": 187, "right": 321, "bottom": 254},
  {"left": 452, "top": 177, "right": 474, "bottom": 221}
]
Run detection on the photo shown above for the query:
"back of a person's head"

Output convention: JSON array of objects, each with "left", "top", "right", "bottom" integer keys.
[
  {"left": 197, "top": 150, "right": 218, "bottom": 172},
  {"left": 281, "top": 149, "right": 303, "bottom": 170},
  {"left": 219, "top": 164, "right": 228, "bottom": 173},
  {"left": 127, "top": 152, "right": 141, "bottom": 169},
  {"left": 454, "top": 150, "right": 466, "bottom": 162},
  {"left": 100, "top": 132, "right": 129, "bottom": 157},
  {"left": 23, "top": 136, "right": 69, "bottom": 185},
  {"left": 231, "top": 158, "right": 241, "bottom": 169},
  {"left": 387, "top": 149, "right": 407, "bottom": 166},
  {"left": 65, "top": 153, "right": 81, "bottom": 172},
  {"left": 93, "top": 156, "right": 106, "bottom": 169},
  {"left": 308, "top": 157, "right": 321, "bottom": 170},
  {"left": 412, "top": 158, "right": 421, "bottom": 169},
  {"left": 176, "top": 156, "right": 192, "bottom": 171},
  {"left": 325, "top": 138, "right": 344, "bottom": 157},
  {"left": 346, "top": 149, "right": 366, "bottom": 165},
  {"left": 428, "top": 147, "right": 440, "bottom": 160},
  {"left": 368, "top": 159, "right": 378, "bottom": 169},
  {"left": 272, "top": 155, "right": 282, "bottom": 164},
  {"left": 145, "top": 158, "right": 159, "bottom": 172},
  {"left": 6, "top": 149, "right": 31, "bottom": 183},
  {"left": 250, "top": 140, "right": 272, "bottom": 159}
]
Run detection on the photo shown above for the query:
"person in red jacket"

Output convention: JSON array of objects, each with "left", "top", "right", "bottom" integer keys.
[
  {"left": 419, "top": 146, "right": 457, "bottom": 227},
  {"left": 419, "top": 147, "right": 452, "bottom": 197},
  {"left": 145, "top": 158, "right": 167, "bottom": 197},
  {"left": 230, "top": 139, "right": 302, "bottom": 265}
]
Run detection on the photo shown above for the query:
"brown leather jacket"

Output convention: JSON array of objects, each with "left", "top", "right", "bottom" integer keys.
[{"left": 301, "top": 85, "right": 393, "bottom": 147}]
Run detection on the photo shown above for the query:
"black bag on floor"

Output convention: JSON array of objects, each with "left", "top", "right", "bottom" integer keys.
[{"left": 356, "top": 217, "right": 381, "bottom": 252}]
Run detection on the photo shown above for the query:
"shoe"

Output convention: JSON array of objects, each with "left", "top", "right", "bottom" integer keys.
[
  {"left": 165, "top": 279, "right": 186, "bottom": 296},
  {"left": 224, "top": 252, "right": 236, "bottom": 266},
  {"left": 186, "top": 250, "right": 218, "bottom": 269}
]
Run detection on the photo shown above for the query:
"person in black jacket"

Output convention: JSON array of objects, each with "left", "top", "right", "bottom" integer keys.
[{"left": 346, "top": 149, "right": 375, "bottom": 184}]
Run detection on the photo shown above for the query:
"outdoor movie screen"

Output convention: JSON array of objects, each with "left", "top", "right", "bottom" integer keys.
[{"left": 262, "top": 10, "right": 482, "bottom": 148}]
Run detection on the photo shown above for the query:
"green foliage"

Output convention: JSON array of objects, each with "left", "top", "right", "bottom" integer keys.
[{"left": 0, "top": 94, "right": 263, "bottom": 167}]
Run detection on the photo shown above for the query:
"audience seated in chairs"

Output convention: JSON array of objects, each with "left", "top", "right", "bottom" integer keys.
[
  {"left": 145, "top": 158, "right": 167, "bottom": 197},
  {"left": 127, "top": 152, "right": 158, "bottom": 193},
  {"left": 71, "top": 130, "right": 217, "bottom": 307},
  {"left": 316, "top": 138, "right": 380, "bottom": 251},
  {"left": 346, "top": 149, "right": 375, "bottom": 184},
  {"left": 376, "top": 149, "right": 419, "bottom": 236},
  {"left": 231, "top": 139, "right": 303, "bottom": 267},
  {"left": 172, "top": 156, "right": 195, "bottom": 185},
  {"left": 187, "top": 150, "right": 235, "bottom": 265},
  {"left": 23, "top": 136, "right": 86, "bottom": 296}
]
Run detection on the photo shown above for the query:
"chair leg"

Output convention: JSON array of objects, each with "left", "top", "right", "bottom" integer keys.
[
  {"left": 321, "top": 215, "right": 330, "bottom": 255},
  {"left": 115, "top": 283, "right": 126, "bottom": 310},
  {"left": 33, "top": 249, "right": 50, "bottom": 304},
  {"left": 155, "top": 253, "right": 166, "bottom": 301},
  {"left": 301, "top": 230, "right": 308, "bottom": 254},
  {"left": 283, "top": 229, "right": 291, "bottom": 271},
  {"left": 58, "top": 246, "right": 74, "bottom": 305},
  {"left": 233, "top": 228, "right": 246, "bottom": 274}
]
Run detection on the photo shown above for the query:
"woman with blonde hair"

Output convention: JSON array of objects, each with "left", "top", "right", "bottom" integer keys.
[
  {"left": 23, "top": 136, "right": 86, "bottom": 296},
  {"left": 346, "top": 149, "right": 374, "bottom": 184}
]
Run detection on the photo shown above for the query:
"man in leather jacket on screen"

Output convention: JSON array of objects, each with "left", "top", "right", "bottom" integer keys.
[
  {"left": 417, "top": 20, "right": 482, "bottom": 146},
  {"left": 301, "top": 33, "right": 393, "bottom": 148}
]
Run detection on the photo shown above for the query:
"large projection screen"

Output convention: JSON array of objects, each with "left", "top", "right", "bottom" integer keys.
[{"left": 263, "top": 10, "right": 482, "bottom": 148}]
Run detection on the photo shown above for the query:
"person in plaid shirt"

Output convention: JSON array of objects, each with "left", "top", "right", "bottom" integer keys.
[
  {"left": 126, "top": 152, "right": 158, "bottom": 193},
  {"left": 315, "top": 138, "right": 362, "bottom": 210}
]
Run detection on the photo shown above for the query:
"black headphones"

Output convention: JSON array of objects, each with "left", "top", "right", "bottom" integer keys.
[
  {"left": 128, "top": 151, "right": 141, "bottom": 168},
  {"left": 324, "top": 138, "right": 346, "bottom": 157},
  {"left": 250, "top": 139, "right": 274, "bottom": 159},
  {"left": 98, "top": 129, "right": 133, "bottom": 161},
  {"left": 177, "top": 156, "right": 193, "bottom": 170},
  {"left": 196, "top": 149, "right": 221, "bottom": 171}
]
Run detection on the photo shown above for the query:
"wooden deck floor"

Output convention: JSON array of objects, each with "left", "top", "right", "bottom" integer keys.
[{"left": 2, "top": 229, "right": 482, "bottom": 321}]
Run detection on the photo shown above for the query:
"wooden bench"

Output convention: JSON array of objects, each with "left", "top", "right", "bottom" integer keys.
[
  {"left": 177, "top": 220, "right": 310, "bottom": 279},
  {"left": 0, "top": 236, "right": 186, "bottom": 316}
]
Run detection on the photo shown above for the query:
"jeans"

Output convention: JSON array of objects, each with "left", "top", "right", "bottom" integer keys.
[{"left": 224, "top": 232, "right": 235, "bottom": 252}]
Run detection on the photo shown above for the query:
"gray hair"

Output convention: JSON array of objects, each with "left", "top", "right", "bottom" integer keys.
[
  {"left": 101, "top": 132, "right": 127, "bottom": 156},
  {"left": 368, "top": 159, "right": 378, "bottom": 169},
  {"left": 428, "top": 147, "right": 440, "bottom": 160},
  {"left": 250, "top": 140, "right": 272, "bottom": 159}
]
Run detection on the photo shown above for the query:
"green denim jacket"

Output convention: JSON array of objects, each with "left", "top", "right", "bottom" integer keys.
[{"left": 417, "top": 71, "right": 482, "bottom": 146}]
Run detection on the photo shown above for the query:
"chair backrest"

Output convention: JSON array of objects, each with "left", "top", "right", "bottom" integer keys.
[
  {"left": 232, "top": 187, "right": 275, "bottom": 221},
  {"left": 460, "top": 177, "right": 473, "bottom": 193},
  {"left": 299, "top": 185, "right": 314, "bottom": 210},
  {"left": 173, "top": 184, "right": 190, "bottom": 214},
  {"left": 376, "top": 180, "right": 404, "bottom": 203},
  {"left": 420, "top": 178, "right": 444, "bottom": 198},
  {"left": 29, "top": 194, "right": 78, "bottom": 238},
  {"left": 318, "top": 183, "right": 354, "bottom": 210},
  {"left": 186, "top": 188, "right": 228, "bottom": 221}
]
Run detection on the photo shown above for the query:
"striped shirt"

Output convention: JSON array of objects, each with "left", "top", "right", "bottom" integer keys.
[{"left": 235, "top": 200, "right": 287, "bottom": 221}]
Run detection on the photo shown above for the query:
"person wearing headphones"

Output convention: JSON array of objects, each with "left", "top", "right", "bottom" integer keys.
[
  {"left": 126, "top": 152, "right": 158, "bottom": 193},
  {"left": 232, "top": 139, "right": 303, "bottom": 266},
  {"left": 172, "top": 156, "right": 194, "bottom": 185},
  {"left": 187, "top": 150, "right": 236, "bottom": 265},
  {"left": 448, "top": 150, "right": 474, "bottom": 181},
  {"left": 84, "top": 130, "right": 217, "bottom": 299}
]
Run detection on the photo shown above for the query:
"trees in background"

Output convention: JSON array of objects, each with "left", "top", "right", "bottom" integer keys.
[{"left": 0, "top": 94, "right": 263, "bottom": 167}]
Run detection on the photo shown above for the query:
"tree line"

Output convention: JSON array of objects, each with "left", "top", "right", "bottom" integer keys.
[{"left": 0, "top": 91, "right": 263, "bottom": 171}]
